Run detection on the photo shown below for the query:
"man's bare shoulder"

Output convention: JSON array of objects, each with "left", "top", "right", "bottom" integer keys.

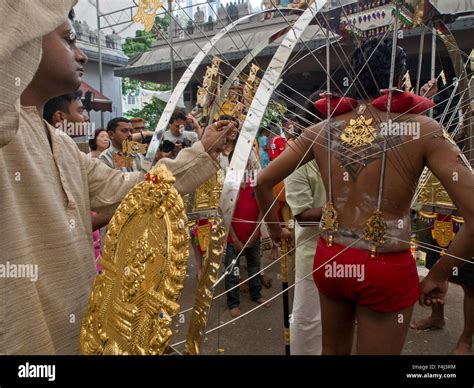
[
  {"left": 301, "top": 121, "right": 327, "bottom": 142},
  {"left": 400, "top": 113, "right": 443, "bottom": 134}
]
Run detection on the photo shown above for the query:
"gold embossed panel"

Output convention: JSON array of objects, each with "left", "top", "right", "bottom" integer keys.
[
  {"left": 192, "top": 170, "right": 224, "bottom": 212},
  {"left": 80, "top": 165, "right": 189, "bottom": 355},
  {"left": 415, "top": 173, "right": 456, "bottom": 209},
  {"left": 185, "top": 217, "right": 226, "bottom": 355}
]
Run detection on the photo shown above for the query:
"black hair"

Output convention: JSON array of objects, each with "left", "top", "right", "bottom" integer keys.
[
  {"left": 350, "top": 36, "right": 407, "bottom": 99},
  {"left": 159, "top": 140, "right": 175, "bottom": 153},
  {"left": 283, "top": 114, "right": 303, "bottom": 137},
  {"left": 170, "top": 110, "right": 187, "bottom": 124},
  {"left": 218, "top": 114, "right": 234, "bottom": 121},
  {"left": 218, "top": 114, "right": 240, "bottom": 129},
  {"left": 89, "top": 128, "right": 107, "bottom": 151},
  {"left": 107, "top": 117, "right": 131, "bottom": 132},
  {"left": 43, "top": 90, "right": 83, "bottom": 125},
  {"left": 283, "top": 113, "right": 300, "bottom": 125},
  {"left": 303, "top": 90, "right": 324, "bottom": 124}
]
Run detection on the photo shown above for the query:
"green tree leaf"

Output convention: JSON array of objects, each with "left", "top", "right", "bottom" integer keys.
[
  {"left": 260, "top": 100, "right": 287, "bottom": 130},
  {"left": 121, "top": 15, "right": 171, "bottom": 96},
  {"left": 124, "top": 96, "right": 167, "bottom": 131}
]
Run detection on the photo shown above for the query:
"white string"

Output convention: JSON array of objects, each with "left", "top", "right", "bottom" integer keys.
[
  {"left": 386, "top": 235, "right": 474, "bottom": 266},
  {"left": 170, "top": 236, "right": 363, "bottom": 348}
]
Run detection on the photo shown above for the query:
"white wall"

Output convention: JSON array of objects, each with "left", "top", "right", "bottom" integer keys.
[{"left": 82, "top": 61, "right": 124, "bottom": 128}]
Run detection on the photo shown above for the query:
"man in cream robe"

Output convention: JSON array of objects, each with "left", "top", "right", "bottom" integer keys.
[{"left": 0, "top": 0, "right": 234, "bottom": 354}]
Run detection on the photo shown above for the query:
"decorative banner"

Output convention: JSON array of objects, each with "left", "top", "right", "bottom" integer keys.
[
  {"left": 134, "top": 0, "right": 165, "bottom": 32},
  {"left": 431, "top": 215, "right": 455, "bottom": 248},
  {"left": 112, "top": 153, "right": 132, "bottom": 169},
  {"left": 194, "top": 57, "right": 222, "bottom": 123},
  {"left": 415, "top": 173, "right": 457, "bottom": 209},
  {"left": 403, "top": 70, "right": 413, "bottom": 92},
  {"left": 80, "top": 165, "right": 189, "bottom": 355},
  {"left": 185, "top": 218, "right": 226, "bottom": 355},
  {"left": 123, "top": 140, "right": 148, "bottom": 156},
  {"left": 196, "top": 222, "right": 211, "bottom": 253}
]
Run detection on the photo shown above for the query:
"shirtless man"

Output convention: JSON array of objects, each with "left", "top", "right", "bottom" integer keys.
[{"left": 255, "top": 37, "right": 474, "bottom": 355}]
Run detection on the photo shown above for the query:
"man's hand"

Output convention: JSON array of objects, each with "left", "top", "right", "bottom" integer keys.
[
  {"left": 419, "top": 265, "right": 449, "bottom": 307},
  {"left": 187, "top": 113, "right": 199, "bottom": 128},
  {"left": 420, "top": 78, "right": 438, "bottom": 99},
  {"left": 201, "top": 120, "right": 238, "bottom": 160},
  {"left": 271, "top": 241, "right": 280, "bottom": 260},
  {"left": 91, "top": 211, "right": 112, "bottom": 231},
  {"left": 233, "top": 239, "right": 244, "bottom": 252},
  {"left": 268, "top": 225, "right": 292, "bottom": 247},
  {"left": 247, "top": 233, "right": 259, "bottom": 248}
]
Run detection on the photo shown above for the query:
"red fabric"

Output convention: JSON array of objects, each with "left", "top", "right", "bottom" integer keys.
[
  {"left": 313, "top": 95, "right": 358, "bottom": 117},
  {"left": 268, "top": 135, "right": 286, "bottom": 160},
  {"left": 313, "top": 238, "right": 420, "bottom": 313},
  {"left": 372, "top": 90, "right": 434, "bottom": 114},
  {"left": 436, "top": 214, "right": 451, "bottom": 222},
  {"left": 228, "top": 185, "right": 261, "bottom": 244}
]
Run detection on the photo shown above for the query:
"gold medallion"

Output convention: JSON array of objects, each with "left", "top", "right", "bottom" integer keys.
[
  {"left": 340, "top": 116, "right": 377, "bottom": 147},
  {"left": 431, "top": 219, "right": 455, "bottom": 248},
  {"left": 80, "top": 165, "right": 189, "bottom": 355},
  {"left": 363, "top": 210, "right": 387, "bottom": 257},
  {"left": 123, "top": 140, "right": 148, "bottom": 155},
  {"left": 321, "top": 202, "right": 339, "bottom": 246}
]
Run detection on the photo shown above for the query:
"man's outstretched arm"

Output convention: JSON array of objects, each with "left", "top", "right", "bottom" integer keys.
[
  {"left": 255, "top": 126, "right": 318, "bottom": 240},
  {"left": 85, "top": 120, "right": 238, "bottom": 224}
]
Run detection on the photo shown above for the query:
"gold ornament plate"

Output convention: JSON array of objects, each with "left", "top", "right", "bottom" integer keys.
[
  {"left": 192, "top": 171, "right": 223, "bottom": 211},
  {"left": 197, "top": 223, "right": 211, "bottom": 253},
  {"left": 415, "top": 173, "right": 457, "bottom": 209},
  {"left": 340, "top": 116, "right": 377, "bottom": 147},
  {"left": 321, "top": 202, "right": 339, "bottom": 245},
  {"left": 363, "top": 210, "right": 387, "bottom": 256},
  {"left": 431, "top": 219, "right": 455, "bottom": 248},
  {"left": 185, "top": 217, "right": 226, "bottom": 355},
  {"left": 280, "top": 203, "right": 295, "bottom": 284},
  {"left": 321, "top": 202, "right": 339, "bottom": 231},
  {"left": 133, "top": 0, "right": 163, "bottom": 32},
  {"left": 80, "top": 165, "right": 189, "bottom": 355},
  {"left": 123, "top": 140, "right": 148, "bottom": 156}
]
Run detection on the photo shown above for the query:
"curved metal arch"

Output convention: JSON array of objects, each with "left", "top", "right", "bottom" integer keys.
[
  {"left": 144, "top": 8, "right": 302, "bottom": 168},
  {"left": 219, "top": 0, "right": 329, "bottom": 231},
  {"left": 434, "top": 20, "right": 473, "bottom": 160},
  {"left": 208, "top": 24, "right": 296, "bottom": 123}
]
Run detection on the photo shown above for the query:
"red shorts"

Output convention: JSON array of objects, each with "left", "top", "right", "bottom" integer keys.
[{"left": 313, "top": 238, "right": 420, "bottom": 313}]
